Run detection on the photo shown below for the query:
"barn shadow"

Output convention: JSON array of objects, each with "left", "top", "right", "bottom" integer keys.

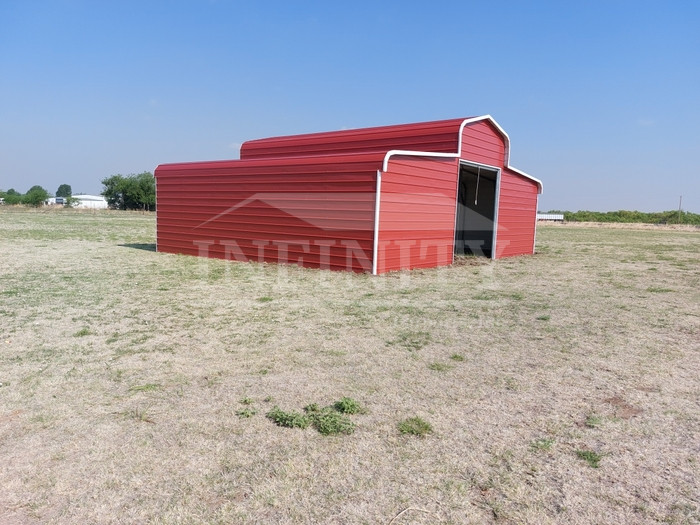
[{"left": 119, "top": 243, "right": 156, "bottom": 252}]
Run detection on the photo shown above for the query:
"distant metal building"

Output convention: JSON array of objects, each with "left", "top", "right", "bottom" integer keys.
[
  {"left": 73, "top": 194, "right": 108, "bottom": 209},
  {"left": 154, "top": 116, "right": 543, "bottom": 274},
  {"left": 537, "top": 213, "right": 565, "bottom": 222}
]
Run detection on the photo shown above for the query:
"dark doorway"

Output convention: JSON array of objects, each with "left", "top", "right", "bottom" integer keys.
[{"left": 454, "top": 163, "right": 498, "bottom": 257}]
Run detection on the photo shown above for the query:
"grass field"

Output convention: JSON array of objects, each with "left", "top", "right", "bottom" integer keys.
[{"left": 1, "top": 208, "right": 699, "bottom": 524}]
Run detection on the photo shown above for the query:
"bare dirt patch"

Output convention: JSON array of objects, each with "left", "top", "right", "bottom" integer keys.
[
  {"left": 1, "top": 209, "right": 699, "bottom": 524},
  {"left": 604, "top": 395, "right": 644, "bottom": 420}
]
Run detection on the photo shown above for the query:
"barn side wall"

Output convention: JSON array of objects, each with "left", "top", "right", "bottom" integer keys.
[
  {"left": 156, "top": 165, "right": 377, "bottom": 272},
  {"left": 377, "top": 156, "right": 459, "bottom": 273},
  {"left": 494, "top": 169, "right": 539, "bottom": 258}
]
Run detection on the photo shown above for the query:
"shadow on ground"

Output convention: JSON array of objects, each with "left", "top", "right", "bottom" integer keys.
[{"left": 119, "top": 243, "right": 156, "bottom": 252}]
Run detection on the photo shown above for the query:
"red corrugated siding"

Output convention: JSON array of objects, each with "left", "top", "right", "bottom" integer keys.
[
  {"left": 459, "top": 120, "right": 538, "bottom": 259},
  {"left": 494, "top": 170, "right": 538, "bottom": 258},
  {"left": 460, "top": 120, "right": 506, "bottom": 167},
  {"left": 240, "top": 118, "right": 467, "bottom": 160},
  {"left": 377, "top": 156, "right": 458, "bottom": 273},
  {"left": 155, "top": 116, "right": 540, "bottom": 273},
  {"left": 155, "top": 153, "right": 383, "bottom": 272}
]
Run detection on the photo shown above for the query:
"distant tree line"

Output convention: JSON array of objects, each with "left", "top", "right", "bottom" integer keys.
[
  {"left": 0, "top": 184, "right": 79, "bottom": 207},
  {"left": 2, "top": 173, "right": 156, "bottom": 212},
  {"left": 101, "top": 172, "right": 155, "bottom": 211},
  {"left": 0, "top": 186, "right": 50, "bottom": 206},
  {"left": 545, "top": 210, "right": 700, "bottom": 225}
]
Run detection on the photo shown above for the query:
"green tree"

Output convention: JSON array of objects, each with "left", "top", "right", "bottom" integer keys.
[
  {"left": 56, "top": 184, "right": 72, "bottom": 198},
  {"left": 101, "top": 174, "right": 128, "bottom": 209},
  {"left": 3, "top": 188, "right": 23, "bottom": 204},
  {"left": 23, "top": 185, "right": 49, "bottom": 207},
  {"left": 101, "top": 172, "right": 155, "bottom": 211},
  {"left": 134, "top": 172, "right": 156, "bottom": 211}
]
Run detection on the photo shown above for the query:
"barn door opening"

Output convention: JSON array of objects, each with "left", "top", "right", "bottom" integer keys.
[{"left": 454, "top": 163, "right": 498, "bottom": 258}]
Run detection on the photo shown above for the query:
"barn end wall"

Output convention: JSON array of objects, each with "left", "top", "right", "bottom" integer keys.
[
  {"left": 155, "top": 160, "right": 379, "bottom": 272},
  {"left": 377, "top": 156, "right": 459, "bottom": 273},
  {"left": 460, "top": 120, "right": 539, "bottom": 259},
  {"left": 460, "top": 120, "right": 506, "bottom": 167}
]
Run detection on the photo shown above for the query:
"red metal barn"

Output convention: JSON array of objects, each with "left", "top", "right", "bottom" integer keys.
[{"left": 154, "top": 115, "right": 542, "bottom": 274}]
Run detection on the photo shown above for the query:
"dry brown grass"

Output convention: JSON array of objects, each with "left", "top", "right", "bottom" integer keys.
[{"left": 1, "top": 208, "right": 699, "bottom": 524}]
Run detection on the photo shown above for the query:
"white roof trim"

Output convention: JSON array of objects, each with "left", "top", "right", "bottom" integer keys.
[
  {"left": 382, "top": 115, "right": 542, "bottom": 194},
  {"left": 382, "top": 150, "right": 457, "bottom": 172},
  {"left": 460, "top": 115, "right": 543, "bottom": 193}
]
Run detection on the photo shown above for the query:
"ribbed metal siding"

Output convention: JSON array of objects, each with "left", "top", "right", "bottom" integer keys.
[
  {"left": 460, "top": 121, "right": 538, "bottom": 259},
  {"left": 155, "top": 154, "right": 382, "bottom": 272},
  {"left": 240, "top": 118, "right": 467, "bottom": 160},
  {"left": 155, "top": 116, "right": 540, "bottom": 273},
  {"left": 377, "top": 156, "right": 459, "bottom": 273},
  {"left": 460, "top": 120, "right": 506, "bottom": 167},
  {"left": 494, "top": 170, "right": 538, "bottom": 258}
]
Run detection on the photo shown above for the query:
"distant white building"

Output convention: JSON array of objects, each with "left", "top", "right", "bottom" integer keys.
[
  {"left": 73, "top": 194, "right": 108, "bottom": 209},
  {"left": 45, "top": 197, "right": 66, "bottom": 205},
  {"left": 537, "top": 213, "right": 565, "bottom": 222}
]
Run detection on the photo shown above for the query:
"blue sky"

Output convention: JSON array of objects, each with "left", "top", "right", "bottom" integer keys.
[{"left": 1, "top": 1, "right": 698, "bottom": 212}]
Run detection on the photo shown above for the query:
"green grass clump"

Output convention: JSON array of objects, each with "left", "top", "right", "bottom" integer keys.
[
  {"left": 266, "top": 407, "right": 310, "bottom": 429},
  {"left": 265, "top": 398, "right": 366, "bottom": 435},
  {"left": 450, "top": 354, "right": 465, "bottom": 361},
  {"left": 647, "top": 286, "right": 673, "bottom": 293},
  {"left": 530, "top": 438, "right": 555, "bottom": 451},
  {"left": 128, "top": 383, "right": 161, "bottom": 393},
  {"left": 73, "top": 327, "right": 91, "bottom": 337},
  {"left": 428, "top": 362, "right": 452, "bottom": 372},
  {"left": 304, "top": 400, "right": 360, "bottom": 435},
  {"left": 584, "top": 413, "right": 603, "bottom": 428},
  {"left": 332, "top": 397, "right": 365, "bottom": 414},
  {"left": 308, "top": 407, "right": 355, "bottom": 435},
  {"left": 388, "top": 330, "right": 432, "bottom": 351},
  {"left": 576, "top": 449, "right": 604, "bottom": 468},
  {"left": 236, "top": 407, "right": 256, "bottom": 419},
  {"left": 398, "top": 417, "right": 433, "bottom": 437}
]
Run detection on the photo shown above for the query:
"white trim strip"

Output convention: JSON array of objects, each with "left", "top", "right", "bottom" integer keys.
[
  {"left": 372, "top": 169, "right": 382, "bottom": 275},
  {"left": 492, "top": 167, "right": 502, "bottom": 260},
  {"left": 451, "top": 165, "right": 461, "bottom": 266},
  {"left": 458, "top": 115, "right": 543, "bottom": 193},
  {"left": 458, "top": 160, "right": 501, "bottom": 260},
  {"left": 381, "top": 116, "right": 543, "bottom": 194},
  {"left": 533, "top": 193, "right": 540, "bottom": 254},
  {"left": 382, "top": 150, "right": 457, "bottom": 172}
]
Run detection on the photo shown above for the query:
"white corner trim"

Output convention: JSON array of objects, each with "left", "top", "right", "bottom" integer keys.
[
  {"left": 533, "top": 193, "right": 540, "bottom": 254},
  {"left": 492, "top": 168, "right": 502, "bottom": 260},
  {"left": 372, "top": 170, "right": 382, "bottom": 275},
  {"left": 458, "top": 115, "right": 543, "bottom": 194},
  {"left": 380, "top": 116, "right": 542, "bottom": 193},
  {"left": 382, "top": 150, "right": 458, "bottom": 172}
]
